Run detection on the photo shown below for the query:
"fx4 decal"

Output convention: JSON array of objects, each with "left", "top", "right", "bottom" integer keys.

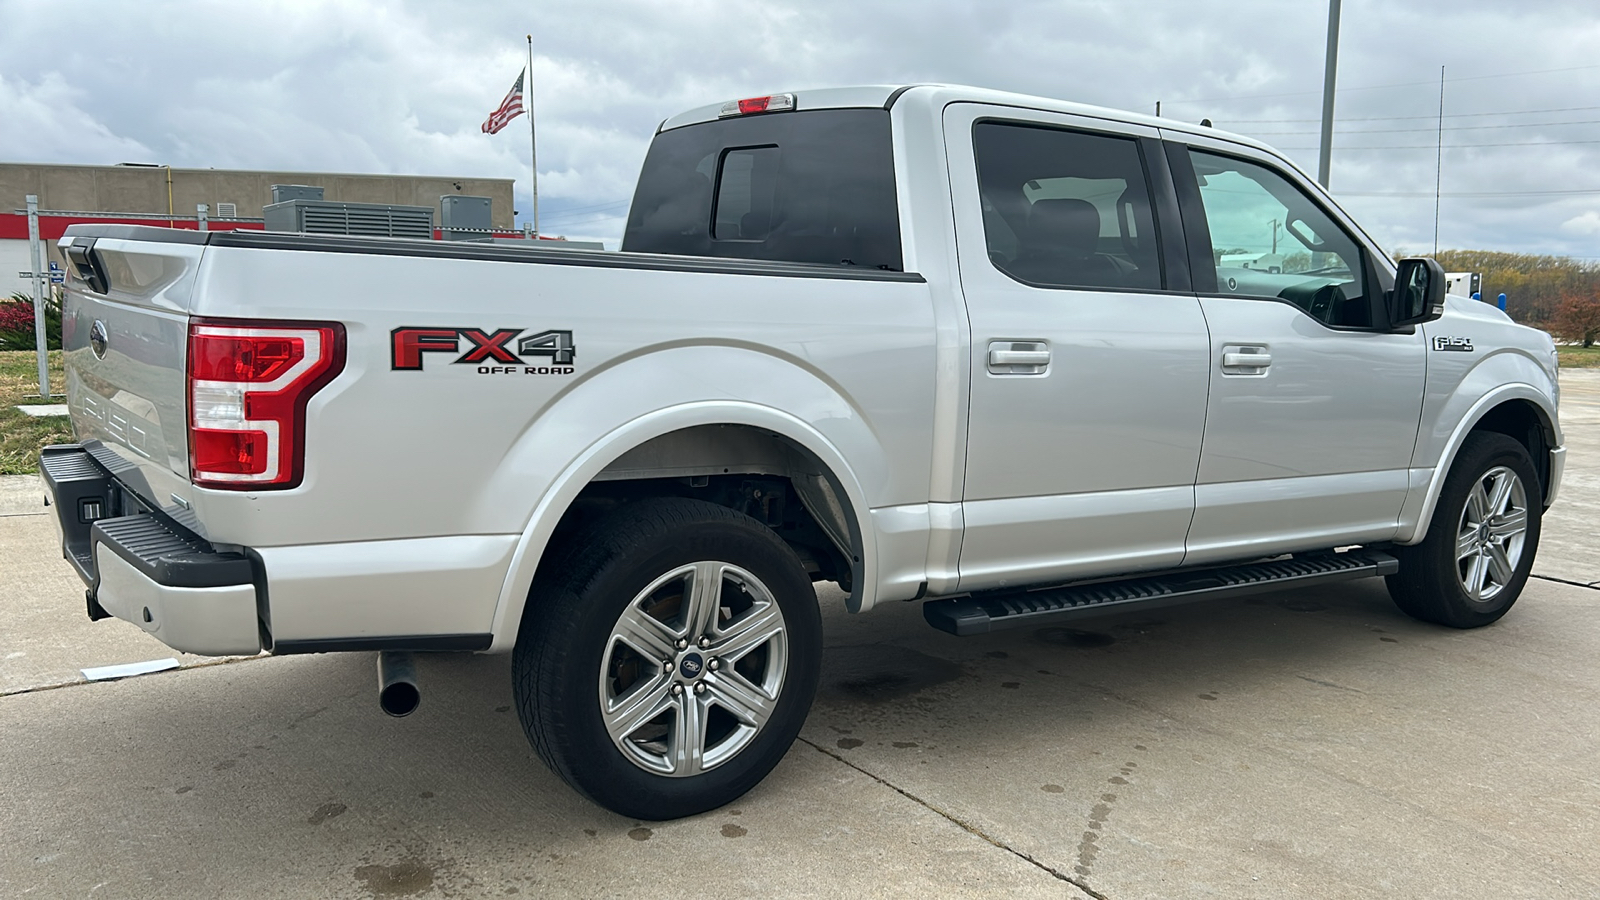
[
  {"left": 1432, "top": 336, "right": 1474, "bottom": 352},
  {"left": 392, "top": 327, "right": 576, "bottom": 373}
]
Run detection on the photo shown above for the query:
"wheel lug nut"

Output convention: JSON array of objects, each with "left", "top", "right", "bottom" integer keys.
[
  {"left": 671, "top": 683, "right": 684, "bottom": 696},
  {"left": 693, "top": 683, "right": 706, "bottom": 695},
  {"left": 663, "top": 660, "right": 674, "bottom": 673},
  {"left": 676, "top": 638, "right": 689, "bottom": 650},
  {"left": 708, "top": 658, "right": 720, "bottom": 671},
  {"left": 698, "top": 637, "right": 710, "bottom": 649}
]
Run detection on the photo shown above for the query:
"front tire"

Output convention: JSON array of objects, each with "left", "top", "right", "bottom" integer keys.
[
  {"left": 513, "top": 497, "right": 822, "bottom": 820},
  {"left": 1387, "top": 432, "right": 1542, "bottom": 628}
]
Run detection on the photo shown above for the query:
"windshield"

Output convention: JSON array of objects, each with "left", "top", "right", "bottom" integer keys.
[{"left": 622, "top": 108, "right": 903, "bottom": 271}]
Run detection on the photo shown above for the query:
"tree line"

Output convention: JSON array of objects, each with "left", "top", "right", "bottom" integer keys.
[{"left": 1397, "top": 250, "right": 1600, "bottom": 346}]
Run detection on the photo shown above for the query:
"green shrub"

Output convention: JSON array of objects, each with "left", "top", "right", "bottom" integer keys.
[{"left": 0, "top": 291, "right": 63, "bottom": 351}]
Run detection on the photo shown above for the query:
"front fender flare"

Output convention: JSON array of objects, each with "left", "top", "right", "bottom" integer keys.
[{"left": 1395, "top": 382, "right": 1559, "bottom": 545}]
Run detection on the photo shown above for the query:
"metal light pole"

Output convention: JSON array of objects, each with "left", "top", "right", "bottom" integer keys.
[
  {"left": 1317, "top": 0, "right": 1342, "bottom": 188},
  {"left": 26, "top": 194, "right": 50, "bottom": 399}
]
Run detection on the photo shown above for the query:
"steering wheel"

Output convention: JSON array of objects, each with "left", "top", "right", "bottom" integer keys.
[{"left": 1307, "top": 283, "right": 1340, "bottom": 322}]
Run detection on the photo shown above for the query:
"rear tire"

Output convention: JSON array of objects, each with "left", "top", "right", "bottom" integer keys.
[
  {"left": 513, "top": 497, "right": 821, "bottom": 820},
  {"left": 1387, "top": 432, "right": 1542, "bottom": 628}
]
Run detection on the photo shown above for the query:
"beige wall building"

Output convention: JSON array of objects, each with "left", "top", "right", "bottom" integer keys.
[
  {"left": 1, "top": 162, "right": 515, "bottom": 226},
  {"left": 3, "top": 162, "right": 518, "bottom": 296}
]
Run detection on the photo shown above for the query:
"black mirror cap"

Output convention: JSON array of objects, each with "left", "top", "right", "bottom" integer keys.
[{"left": 1389, "top": 257, "right": 1446, "bottom": 328}]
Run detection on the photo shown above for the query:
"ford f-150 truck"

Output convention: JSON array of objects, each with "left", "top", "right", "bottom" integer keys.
[{"left": 39, "top": 84, "right": 1564, "bottom": 820}]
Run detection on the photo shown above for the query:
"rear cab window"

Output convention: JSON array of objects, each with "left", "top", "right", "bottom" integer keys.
[{"left": 622, "top": 108, "right": 903, "bottom": 272}]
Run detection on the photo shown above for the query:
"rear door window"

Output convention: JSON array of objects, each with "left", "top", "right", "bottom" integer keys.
[
  {"left": 623, "top": 109, "right": 903, "bottom": 271},
  {"left": 972, "top": 122, "right": 1162, "bottom": 291}
]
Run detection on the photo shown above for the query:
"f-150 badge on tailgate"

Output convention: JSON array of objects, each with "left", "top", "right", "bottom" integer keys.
[
  {"left": 1433, "top": 336, "right": 1474, "bottom": 352},
  {"left": 391, "top": 327, "right": 575, "bottom": 374}
]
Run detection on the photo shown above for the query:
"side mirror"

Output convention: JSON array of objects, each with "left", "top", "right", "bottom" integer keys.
[{"left": 1389, "top": 257, "right": 1446, "bottom": 327}]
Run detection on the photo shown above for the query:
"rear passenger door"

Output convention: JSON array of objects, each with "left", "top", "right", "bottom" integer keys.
[
  {"left": 944, "top": 105, "right": 1212, "bottom": 592},
  {"left": 1162, "top": 135, "right": 1427, "bottom": 563}
]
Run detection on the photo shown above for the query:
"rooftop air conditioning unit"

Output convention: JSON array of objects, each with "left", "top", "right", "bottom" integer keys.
[{"left": 263, "top": 199, "right": 434, "bottom": 239}]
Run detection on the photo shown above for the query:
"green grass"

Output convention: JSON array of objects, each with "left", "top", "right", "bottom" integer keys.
[
  {"left": 1558, "top": 346, "right": 1600, "bottom": 368},
  {"left": 0, "top": 350, "right": 71, "bottom": 475}
]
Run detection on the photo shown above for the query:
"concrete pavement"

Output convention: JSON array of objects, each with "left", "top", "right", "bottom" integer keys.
[
  {"left": 1537, "top": 368, "right": 1600, "bottom": 586},
  {"left": 0, "top": 372, "right": 1594, "bottom": 898}
]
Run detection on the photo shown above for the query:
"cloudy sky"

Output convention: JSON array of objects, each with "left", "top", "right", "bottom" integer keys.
[{"left": 3, "top": 0, "right": 1598, "bottom": 257}]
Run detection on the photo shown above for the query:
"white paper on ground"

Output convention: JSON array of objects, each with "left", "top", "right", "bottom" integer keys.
[
  {"left": 81, "top": 658, "right": 181, "bottom": 681},
  {"left": 16, "top": 404, "right": 69, "bottom": 417}
]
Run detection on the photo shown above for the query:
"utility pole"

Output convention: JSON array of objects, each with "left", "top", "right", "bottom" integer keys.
[
  {"left": 1317, "top": 0, "right": 1342, "bottom": 188},
  {"left": 1434, "top": 66, "right": 1446, "bottom": 256}
]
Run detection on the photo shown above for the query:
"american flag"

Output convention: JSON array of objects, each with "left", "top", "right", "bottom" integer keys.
[{"left": 481, "top": 69, "right": 525, "bottom": 135}]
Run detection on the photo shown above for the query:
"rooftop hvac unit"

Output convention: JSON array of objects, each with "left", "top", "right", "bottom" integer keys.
[
  {"left": 263, "top": 199, "right": 434, "bottom": 239},
  {"left": 270, "top": 184, "right": 325, "bottom": 204},
  {"left": 440, "top": 195, "right": 493, "bottom": 242}
]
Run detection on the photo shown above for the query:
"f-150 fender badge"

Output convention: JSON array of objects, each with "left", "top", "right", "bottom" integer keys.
[
  {"left": 1433, "top": 336, "right": 1474, "bottom": 352},
  {"left": 392, "top": 327, "right": 576, "bottom": 374}
]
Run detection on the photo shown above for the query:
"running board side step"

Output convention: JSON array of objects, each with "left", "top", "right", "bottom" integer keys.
[{"left": 922, "top": 549, "right": 1399, "bottom": 636}]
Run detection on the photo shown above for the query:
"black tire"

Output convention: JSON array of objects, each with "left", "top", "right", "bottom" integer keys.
[
  {"left": 1387, "top": 432, "right": 1542, "bottom": 628},
  {"left": 513, "top": 497, "right": 822, "bottom": 820}
]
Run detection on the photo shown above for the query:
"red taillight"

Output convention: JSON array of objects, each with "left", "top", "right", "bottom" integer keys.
[
  {"left": 718, "top": 92, "right": 796, "bottom": 118},
  {"left": 187, "top": 318, "right": 345, "bottom": 490}
]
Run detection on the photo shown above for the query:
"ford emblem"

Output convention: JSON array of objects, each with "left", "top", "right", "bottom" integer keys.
[{"left": 89, "top": 320, "right": 109, "bottom": 359}]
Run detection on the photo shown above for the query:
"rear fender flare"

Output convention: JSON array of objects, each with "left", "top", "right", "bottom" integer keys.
[{"left": 485, "top": 401, "right": 878, "bottom": 653}]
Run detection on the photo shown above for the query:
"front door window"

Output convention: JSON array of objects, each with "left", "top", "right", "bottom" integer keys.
[{"left": 1189, "top": 150, "right": 1370, "bottom": 328}]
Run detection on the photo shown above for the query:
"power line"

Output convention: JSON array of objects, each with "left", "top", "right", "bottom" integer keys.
[
  {"left": 1247, "top": 117, "right": 1600, "bottom": 136},
  {"left": 1276, "top": 138, "right": 1600, "bottom": 150},
  {"left": 1165, "top": 62, "right": 1600, "bottom": 106},
  {"left": 1223, "top": 104, "right": 1600, "bottom": 124},
  {"left": 1338, "top": 189, "right": 1600, "bottom": 197},
  {"left": 535, "top": 199, "right": 629, "bottom": 219}
]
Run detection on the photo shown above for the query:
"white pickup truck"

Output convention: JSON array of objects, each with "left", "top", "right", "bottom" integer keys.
[{"left": 41, "top": 84, "right": 1564, "bottom": 820}]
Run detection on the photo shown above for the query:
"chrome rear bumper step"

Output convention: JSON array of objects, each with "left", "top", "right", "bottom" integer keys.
[{"left": 922, "top": 549, "right": 1399, "bottom": 636}]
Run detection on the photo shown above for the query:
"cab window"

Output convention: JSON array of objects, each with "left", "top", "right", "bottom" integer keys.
[
  {"left": 973, "top": 122, "right": 1162, "bottom": 291},
  {"left": 1188, "top": 150, "right": 1371, "bottom": 327}
]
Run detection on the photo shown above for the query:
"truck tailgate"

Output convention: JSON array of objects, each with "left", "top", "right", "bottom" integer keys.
[{"left": 59, "top": 231, "right": 207, "bottom": 513}]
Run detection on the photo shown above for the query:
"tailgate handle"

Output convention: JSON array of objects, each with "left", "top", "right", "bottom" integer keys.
[{"left": 64, "top": 238, "right": 109, "bottom": 294}]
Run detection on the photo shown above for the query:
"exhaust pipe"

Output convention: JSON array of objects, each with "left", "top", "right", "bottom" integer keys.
[{"left": 377, "top": 651, "right": 420, "bottom": 718}]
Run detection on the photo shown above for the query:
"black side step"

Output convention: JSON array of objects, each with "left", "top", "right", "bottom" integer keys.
[{"left": 922, "top": 550, "right": 1399, "bottom": 636}]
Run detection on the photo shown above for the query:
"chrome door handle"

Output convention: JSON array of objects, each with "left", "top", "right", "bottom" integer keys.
[
  {"left": 1222, "top": 351, "right": 1272, "bottom": 368},
  {"left": 987, "top": 341, "right": 1050, "bottom": 374},
  {"left": 990, "top": 349, "right": 1051, "bottom": 366}
]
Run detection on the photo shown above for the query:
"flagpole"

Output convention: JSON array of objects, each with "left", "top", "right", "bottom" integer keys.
[{"left": 526, "top": 34, "right": 539, "bottom": 237}]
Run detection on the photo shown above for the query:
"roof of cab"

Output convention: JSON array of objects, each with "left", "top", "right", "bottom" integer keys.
[{"left": 657, "top": 83, "right": 1281, "bottom": 158}]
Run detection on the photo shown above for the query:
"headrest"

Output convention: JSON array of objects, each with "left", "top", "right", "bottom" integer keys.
[{"left": 1026, "top": 198, "right": 1102, "bottom": 256}]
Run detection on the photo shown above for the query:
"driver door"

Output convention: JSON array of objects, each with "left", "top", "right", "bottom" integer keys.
[{"left": 1164, "top": 135, "right": 1427, "bottom": 563}]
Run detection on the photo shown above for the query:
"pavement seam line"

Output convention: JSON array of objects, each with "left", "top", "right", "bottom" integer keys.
[
  {"left": 1531, "top": 573, "right": 1600, "bottom": 591},
  {"left": 0, "top": 652, "right": 271, "bottom": 698},
  {"left": 797, "top": 735, "right": 1112, "bottom": 900}
]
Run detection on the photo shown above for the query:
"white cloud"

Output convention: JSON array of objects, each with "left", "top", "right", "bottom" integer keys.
[
  {"left": 1561, "top": 211, "right": 1600, "bottom": 235},
  {"left": 1, "top": 0, "right": 1599, "bottom": 251}
]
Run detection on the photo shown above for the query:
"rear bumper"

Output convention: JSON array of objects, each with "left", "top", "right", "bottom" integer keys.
[
  {"left": 40, "top": 445, "right": 263, "bottom": 656},
  {"left": 40, "top": 443, "right": 507, "bottom": 656}
]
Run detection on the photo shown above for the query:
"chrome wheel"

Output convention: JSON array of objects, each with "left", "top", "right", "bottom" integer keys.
[
  {"left": 598, "top": 561, "right": 788, "bottom": 777},
  {"left": 1455, "top": 465, "right": 1529, "bottom": 603}
]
